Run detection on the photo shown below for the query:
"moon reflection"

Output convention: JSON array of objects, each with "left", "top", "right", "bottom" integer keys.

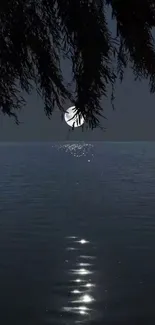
[
  {"left": 66, "top": 247, "right": 78, "bottom": 251},
  {"left": 80, "top": 255, "right": 96, "bottom": 260},
  {"left": 62, "top": 236, "right": 97, "bottom": 321},
  {"left": 77, "top": 239, "right": 89, "bottom": 244},
  {"left": 71, "top": 294, "right": 94, "bottom": 304},
  {"left": 81, "top": 294, "right": 94, "bottom": 303},
  {"left": 78, "top": 262, "right": 92, "bottom": 267},
  {"left": 66, "top": 236, "right": 77, "bottom": 239},
  {"left": 85, "top": 282, "right": 95, "bottom": 288},
  {"left": 63, "top": 305, "right": 90, "bottom": 315},
  {"left": 74, "top": 278, "right": 83, "bottom": 283},
  {"left": 70, "top": 268, "right": 92, "bottom": 276},
  {"left": 71, "top": 289, "right": 81, "bottom": 294}
]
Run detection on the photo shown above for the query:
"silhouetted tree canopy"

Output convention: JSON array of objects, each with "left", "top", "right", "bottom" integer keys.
[{"left": 0, "top": 0, "right": 155, "bottom": 128}]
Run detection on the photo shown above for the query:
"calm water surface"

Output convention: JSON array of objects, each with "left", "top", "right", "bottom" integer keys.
[{"left": 0, "top": 142, "right": 155, "bottom": 324}]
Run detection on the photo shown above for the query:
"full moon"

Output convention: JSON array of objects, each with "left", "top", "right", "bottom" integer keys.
[{"left": 64, "top": 106, "right": 84, "bottom": 128}]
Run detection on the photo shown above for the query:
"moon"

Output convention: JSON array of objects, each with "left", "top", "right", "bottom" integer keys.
[{"left": 64, "top": 106, "right": 84, "bottom": 128}]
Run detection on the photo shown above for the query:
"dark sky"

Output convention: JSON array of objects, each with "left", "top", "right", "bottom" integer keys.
[
  {"left": 0, "top": 10, "right": 155, "bottom": 142},
  {"left": 0, "top": 68, "right": 155, "bottom": 141}
]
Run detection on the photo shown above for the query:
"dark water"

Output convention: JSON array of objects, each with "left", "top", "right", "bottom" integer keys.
[{"left": 0, "top": 142, "right": 155, "bottom": 324}]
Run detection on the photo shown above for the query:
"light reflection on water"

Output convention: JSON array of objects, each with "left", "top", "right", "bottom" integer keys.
[
  {"left": 66, "top": 247, "right": 79, "bottom": 251},
  {"left": 80, "top": 255, "right": 96, "bottom": 260},
  {"left": 78, "top": 263, "right": 92, "bottom": 267},
  {"left": 70, "top": 268, "right": 93, "bottom": 276},
  {"left": 76, "top": 239, "right": 89, "bottom": 244},
  {"left": 62, "top": 236, "right": 97, "bottom": 322},
  {"left": 53, "top": 143, "right": 94, "bottom": 158}
]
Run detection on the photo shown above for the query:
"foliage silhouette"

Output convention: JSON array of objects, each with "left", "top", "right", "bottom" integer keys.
[{"left": 0, "top": 0, "right": 155, "bottom": 128}]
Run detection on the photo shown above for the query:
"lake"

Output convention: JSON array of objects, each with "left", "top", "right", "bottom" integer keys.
[{"left": 0, "top": 141, "right": 155, "bottom": 324}]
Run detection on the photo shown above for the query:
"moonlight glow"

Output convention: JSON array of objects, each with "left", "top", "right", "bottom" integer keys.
[{"left": 64, "top": 106, "right": 85, "bottom": 128}]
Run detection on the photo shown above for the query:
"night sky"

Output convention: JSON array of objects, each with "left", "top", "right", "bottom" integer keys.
[
  {"left": 0, "top": 10, "right": 155, "bottom": 142},
  {"left": 0, "top": 67, "right": 155, "bottom": 141}
]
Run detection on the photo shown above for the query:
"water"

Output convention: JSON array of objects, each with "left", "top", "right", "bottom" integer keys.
[{"left": 0, "top": 141, "right": 155, "bottom": 324}]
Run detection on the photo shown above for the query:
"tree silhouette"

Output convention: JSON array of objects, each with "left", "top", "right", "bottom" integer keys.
[{"left": 0, "top": 0, "right": 155, "bottom": 128}]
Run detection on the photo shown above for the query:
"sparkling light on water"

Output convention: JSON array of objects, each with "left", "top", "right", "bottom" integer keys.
[
  {"left": 63, "top": 235, "right": 96, "bottom": 320},
  {"left": 52, "top": 143, "right": 94, "bottom": 158}
]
